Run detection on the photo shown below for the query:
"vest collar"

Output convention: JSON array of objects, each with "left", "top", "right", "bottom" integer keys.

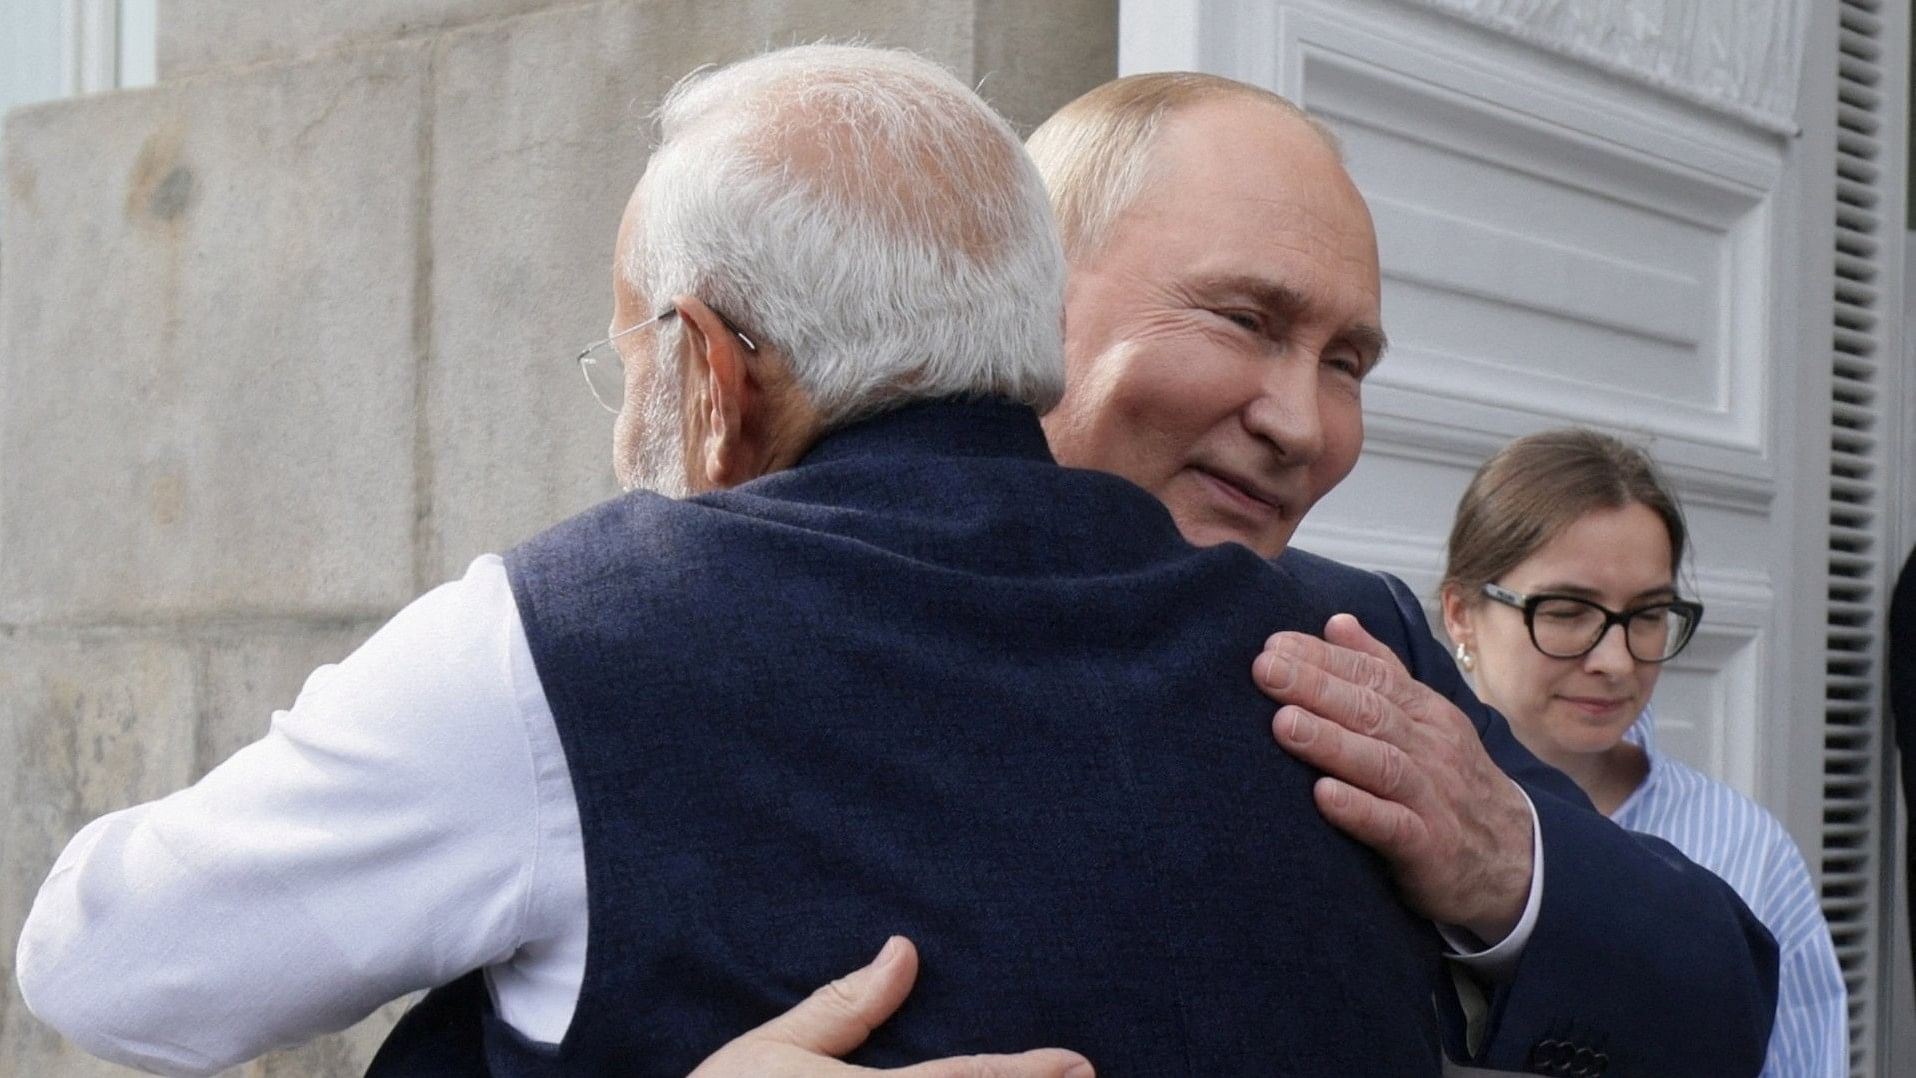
[{"left": 797, "top": 398, "right": 1054, "bottom": 468}]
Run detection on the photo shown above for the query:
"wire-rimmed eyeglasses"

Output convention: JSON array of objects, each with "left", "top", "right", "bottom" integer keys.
[
  {"left": 1481, "top": 582, "right": 1703, "bottom": 664},
  {"left": 574, "top": 308, "right": 759, "bottom": 414}
]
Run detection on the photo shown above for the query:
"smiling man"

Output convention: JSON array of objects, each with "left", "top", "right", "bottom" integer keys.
[
  {"left": 1034, "top": 76, "right": 1543, "bottom": 953},
  {"left": 1044, "top": 72, "right": 1781, "bottom": 1076},
  {"left": 1039, "top": 92, "right": 1381, "bottom": 556}
]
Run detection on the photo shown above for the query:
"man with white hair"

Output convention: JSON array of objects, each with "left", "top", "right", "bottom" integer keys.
[{"left": 18, "top": 46, "right": 1461, "bottom": 1077}]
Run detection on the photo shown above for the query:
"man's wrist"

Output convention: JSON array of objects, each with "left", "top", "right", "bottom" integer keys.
[{"left": 1440, "top": 781, "right": 1543, "bottom": 981}]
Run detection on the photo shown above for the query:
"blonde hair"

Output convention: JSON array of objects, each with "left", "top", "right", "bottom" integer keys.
[{"left": 1024, "top": 72, "right": 1339, "bottom": 262}]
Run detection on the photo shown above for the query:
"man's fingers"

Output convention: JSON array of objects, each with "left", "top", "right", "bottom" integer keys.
[
  {"left": 893, "top": 1049, "right": 1095, "bottom": 1078},
  {"left": 689, "top": 939, "right": 1093, "bottom": 1078},
  {"left": 1258, "top": 625, "right": 1397, "bottom": 693},
  {"left": 1321, "top": 614, "right": 1405, "bottom": 673},
  {"left": 1310, "top": 775, "right": 1423, "bottom": 858},
  {"left": 1256, "top": 646, "right": 1397, "bottom": 740},
  {"left": 752, "top": 936, "right": 919, "bottom": 1056},
  {"left": 1256, "top": 623, "right": 1442, "bottom": 730},
  {"left": 1256, "top": 633, "right": 1393, "bottom": 713},
  {"left": 1274, "top": 709, "right": 1422, "bottom": 804}
]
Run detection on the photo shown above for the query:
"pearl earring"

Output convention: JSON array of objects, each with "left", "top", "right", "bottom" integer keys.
[{"left": 1454, "top": 641, "right": 1474, "bottom": 672}]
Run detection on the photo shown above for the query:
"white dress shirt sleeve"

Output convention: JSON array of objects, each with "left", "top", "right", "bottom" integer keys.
[{"left": 15, "top": 554, "right": 570, "bottom": 1077}]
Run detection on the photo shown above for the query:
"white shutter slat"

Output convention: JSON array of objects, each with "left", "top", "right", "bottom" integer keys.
[{"left": 1824, "top": 4, "right": 1899, "bottom": 1072}]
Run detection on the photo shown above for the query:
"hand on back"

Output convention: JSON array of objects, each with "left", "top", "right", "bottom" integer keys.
[
  {"left": 1255, "top": 614, "right": 1534, "bottom": 942},
  {"left": 689, "top": 937, "right": 1094, "bottom": 1078}
]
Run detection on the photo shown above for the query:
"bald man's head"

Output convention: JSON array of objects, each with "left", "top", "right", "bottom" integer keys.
[
  {"left": 1032, "top": 75, "right": 1382, "bottom": 557},
  {"left": 1026, "top": 71, "right": 1343, "bottom": 266}
]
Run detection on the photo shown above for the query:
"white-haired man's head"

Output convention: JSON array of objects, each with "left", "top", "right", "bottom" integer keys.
[{"left": 610, "top": 44, "right": 1066, "bottom": 495}]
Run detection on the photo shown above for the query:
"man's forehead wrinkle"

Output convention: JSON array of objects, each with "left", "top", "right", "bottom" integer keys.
[{"left": 1181, "top": 258, "right": 1377, "bottom": 315}]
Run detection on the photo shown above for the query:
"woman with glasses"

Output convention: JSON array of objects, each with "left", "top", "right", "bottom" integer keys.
[{"left": 1438, "top": 427, "right": 1845, "bottom": 1077}]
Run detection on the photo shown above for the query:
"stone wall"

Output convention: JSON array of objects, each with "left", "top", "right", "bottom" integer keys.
[{"left": 0, "top": 2, "right": 1116, "bottom": 1073}]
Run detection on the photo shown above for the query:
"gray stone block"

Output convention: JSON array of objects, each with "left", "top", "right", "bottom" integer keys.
[
  {"left": 158, "top": 0, "right": 584, "bottom": 79},
  {"left": 973, "top": 0, "right": 1118, "bottom": 134},
  {"left": 416, "top": 0, "right": 635, "bottom": 577},
  {"left": 155, "top": 0, "right": 1099, "bottom": 86},
  {"left": 1, "top": 43, "right": 427, "bottom": 624}
]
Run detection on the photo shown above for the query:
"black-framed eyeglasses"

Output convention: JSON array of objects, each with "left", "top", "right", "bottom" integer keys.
[
  {"left": 573, "top": 307, "right": 759, "bottom": 414},
  {"left": 1482, "top": 582, "right": 1703, "bottom": 664}
]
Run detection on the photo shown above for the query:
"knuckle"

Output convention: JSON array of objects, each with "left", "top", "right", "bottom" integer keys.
[
  {"left": 1352, "top": 690, "right": 1390, "bottom": 736},
  {"left": 1375, "top": 743, "right": 1409, "bottom": 797},
  {"left": 821, "top": 974, "right": 858, "bottom": 1007},
  {"left": 813, "top": 973, "right": 866, "bottom": 1022},
  {"left": 1363, "top": 803, "right": 1407, "bottom": 853},
  {"left": 1381, "top": 804, "right": 1422, "bottom": 854},
  {"left": 1353, "top": 651, "right": 1394, "bottom": 693}
]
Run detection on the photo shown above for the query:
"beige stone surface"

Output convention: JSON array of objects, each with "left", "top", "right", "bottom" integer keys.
[
  {"left": 973, "top": 0, "right": 1119, "bottom": 134},
  {"left": 158, "top": 0, "right": 588, "bottom": 78},
  {"left": 1, "top": 42, "right": 427, "bottom": 624}
]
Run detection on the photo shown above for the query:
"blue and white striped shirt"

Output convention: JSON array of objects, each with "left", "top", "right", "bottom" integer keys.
[{"left": 1615, "top": 712, "right": 1848, "bottom": 1077}]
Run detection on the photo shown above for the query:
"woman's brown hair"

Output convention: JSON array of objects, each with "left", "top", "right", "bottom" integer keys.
[{"left": 1442, "top": 428, "right": 1689, "bottom": 602}]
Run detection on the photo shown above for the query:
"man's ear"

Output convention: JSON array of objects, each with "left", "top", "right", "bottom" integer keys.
[{"left": 674, "top": 295, "right": 763, "bottom": 490}]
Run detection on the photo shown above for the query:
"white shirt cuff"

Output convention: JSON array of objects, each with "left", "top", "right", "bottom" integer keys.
[{"left": 1437, "top": 780, "right": 1542, "bottom": 981}]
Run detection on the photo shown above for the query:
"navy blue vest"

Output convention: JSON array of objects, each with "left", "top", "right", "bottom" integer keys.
[{"left": 370, "top": 400, "right": 1444, "bottom": 1077}]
